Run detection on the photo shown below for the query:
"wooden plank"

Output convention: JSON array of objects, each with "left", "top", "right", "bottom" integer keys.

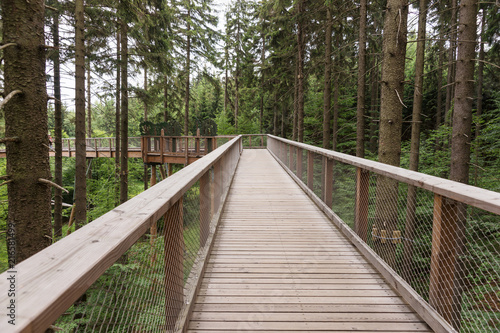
[{"left": 192, "top": 303, "right": 416, "bottom": 313}]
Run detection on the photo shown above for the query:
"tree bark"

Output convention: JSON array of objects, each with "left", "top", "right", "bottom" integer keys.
[
  {"left": 435, "top": 28, "right": 444, "bottom": 131},
  {"left": 369, "top": 56, "right": 379, "bottom": 154},
  {"left": 436, "top": 1, "right": 477, "bottom": 329},
  {"left": 356, "top": 0, "right": 367, "bottom": 158},
  {"left": 115, "top": 27, "right": 121, "bottom": 206},
  {"left": 374, "top": 0, "right": 408, "bottom": 267},
  {"left": 474, "top": 9, "right": 485, "bottom": 185},
  {"left": 260, "top": 30, "right": 265, "bottom": 134},
  {"left": 75, "top": 0, "right": 87, "bottom": 229},
  {"left": 87, "top": 64, "right": 92, "bottom": 138},
  {"left": 120, "top": 19, "right": 129, "bottom": 204},
  {"left": 293, "top": 60, "right": 298, "bottom": 141},
  {"left": 444, "top": 0, "right": 457, "bottom": 125},
  {"left": 296, "top": 0, "right": 305, "bottom": 142},
  {"left": 403, "top": 0, "right": 427, "bottom": 281},
  {"left": 53, "top": 5, "right": 63, "bottom": 238},
  {"left": 2, "top": 0, "right": 52, "bottom": 263},
  {"left": 322, "top": 6, "right": 332, "bottom": 149},
  {"left": 184, "top": 7, "right": 191, "bottom": 136}
]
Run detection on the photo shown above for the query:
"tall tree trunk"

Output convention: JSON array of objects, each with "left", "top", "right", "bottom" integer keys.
[
  {"left": 273, "top": 92, "right": 278, "bottom": 136},
  {"left": 356, "top": 0, "right": 367, "bottom": 158},
  {"left": 369, "top": 56, "right": 379, "bottom": 154},
  {"left": 184, "top": 7, "right": 191, "bottom": 136},
  {"left": 281, "top": 99, "right": 286, "bottom": 137},
  {"left": 53, "top": 5, "right": 63, "bottom": 238},
  {"left": 87, "top": 64, "right": 91, "bottom": 138},
  {"left": 447, "top": 0, "right": 477, "bottom": 328},
  {"left": 2, "top": 0, "right": 52, "bottom": 263},
  {"left": 75, "top": 0, "right": 87, "bottom": 229},
  {"left": 403, "top": 0, "right": 427, "bottom": 280},
  {"left": 322, "top": 6, "right": 332, "bottom": 149},
  {"left": 115, "top": 27, "right": 121, "bottom": 206},
  {"left": 120, "top": 19, "right": 129, "bottom": 204},
  {"left": 224, "top": 45, "right": 229, "bottom": 114},
  {"left": 296, "top": 0, "right": 305, "bottom": 142},
  {"left": 164, "top": 76, "right": 169, "bottom": 122},
  {"left": 374, "top": 0, "right": 408, "bottom": 267},
  {"left": 260, "top": 30, "right": 265, "bottom": 134},
  {"left": 332, "top": 28, "right": 341, "bottom": 152},
  {"left": 235, "top": 19, "right": 241, "bottom": 132},
  {"left": 144, "top": 66, "right": 148, "bottom": 121},
  {"left": 444, "top": 0, "right": 457, "bottom": 125},
  {"left": 293, "top": 60, "right": 298, "bottom": 141},
  {"left": 474, "top": 9, "right": 485, "bottom": 185},
  {"left": 436, "top": 28, "right": 444, "bottom": 131}
]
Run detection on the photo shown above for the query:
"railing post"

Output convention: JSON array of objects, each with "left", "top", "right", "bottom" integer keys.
[
  {"left": 355, "top": 168, "right": 370, "bottom": 241},
  {"left": 109, "top": 138, "right": 112, "bottom": 157},
  {"left": 160, "top": 130, "right": 165, "bottom": 164},
  {"left": 429, "top": 194, "right": 464, "bottom": 328},
  {"left": 185, "top": 137, "right": 189, "bottom": 165},
  {"left": 296, "top": 148, "right": 303, "bottom": 181},
  {"left": 200, "top": 170, "right": 211, "bottom": 247},
  {"left": 260, "top": 135, "right": 264, "bottom": 148},
  {"left": 163, "top": 198, "right": 184, "bottom": 330},
  {"left": 148, "top": 165, "right": 158, "bottom": 244},
  {"left": 288, "top": 144, "right": 293, "bottom": 169},
  {"left": 307, "top": 151, "right": 314, "bottom": 190},
  {"left": 324, "top": 158, "right": 334, "bottom": 208},
  {"left": 249, "top": 135, "right": 252, "bottom": 148}
]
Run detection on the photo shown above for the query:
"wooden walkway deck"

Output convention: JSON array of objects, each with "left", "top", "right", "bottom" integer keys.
[{"left": 188, "top": 150, "right": 433, "bottom": 332}]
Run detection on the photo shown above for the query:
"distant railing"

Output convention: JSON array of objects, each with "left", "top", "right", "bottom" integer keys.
[
  {"left": 267, "top": 135, "right": 500, "bottom": 333},
  {"left": 0, "top": 136, "right": 242, "bottom": 332}
]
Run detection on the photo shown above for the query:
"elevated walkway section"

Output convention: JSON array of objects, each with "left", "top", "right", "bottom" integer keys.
[{"left": 189, "top": 150, "right": 432, "bottom": 332}]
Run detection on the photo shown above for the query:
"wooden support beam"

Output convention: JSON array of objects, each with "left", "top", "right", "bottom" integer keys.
[
  {"left": 355, "top": 168, "right": 370, "bottom": 241},
  {"left": 150, "top": 166, "right": 158, "bottom": 245},
  {"left": 429, "top": 194, "right": 464, "bottom": 327},
  {"left": 213, "top": 160, "right": 222, "bottom": 215},
  {"left": 163, "top": 198, "right": 184, "bottom": 330},
  {"left": 200, "top": 170, "right": 211, "bottom": 247},
  {"left": 288, "top": 144, "right": 293, "bottom": 170},
  {"left": 324, "top": 158, "right": 334, "bottom": 208},
  {"left": 307, "top": 151, "right": 314, "bottom": 190},
  {"left": 185, "top": 137, "right": 189, "bottom": 166},
  {"left": 296, "top": 148, "right": 303, "bottom": 181}
]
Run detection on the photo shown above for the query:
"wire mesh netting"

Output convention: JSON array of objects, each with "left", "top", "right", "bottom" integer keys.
[
  {"left": 269, "top": 138, "right": 500, "bottom": 333},
  {"left": 54, "top": 140, "right": 240, "bottom": 332}
]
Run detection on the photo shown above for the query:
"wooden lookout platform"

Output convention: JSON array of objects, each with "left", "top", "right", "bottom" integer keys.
[{"left": 189, "top": 150, "right": 432, "bottom": 332}]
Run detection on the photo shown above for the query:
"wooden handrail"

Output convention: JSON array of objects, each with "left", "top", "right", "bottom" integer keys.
[
  {"left": 267, "top": 135, "right": 500, "bottom": 215},
  {"left": 0, "top": 136, "right": 242, "bottom": 332}
]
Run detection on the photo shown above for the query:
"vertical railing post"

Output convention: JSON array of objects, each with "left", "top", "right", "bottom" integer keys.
[
  {"left": 249, "top": 135, "right": 252, "bottom": 148},
  {"left": 324, "top": 158, "right": 334, "bottom": 208},
  {"left": 184, "top": 137, "right": 189, "bottom": 165},
  {"left": 149, "top": 166, "right": 157, "bottom": 245},
  {"left": 109, "top": 138, "right": 112, "bottom": 157},
  {"left": 200, "top": 170, "right": 211, "bottom": 247},
  {"left": 163, "top": 198, "right": 184, "bottom": 330},
  {"left": 307, "top": 151, "right": 314, "bottom": 190},
  {"left": 429, "top": 194, "right": 464, "bottom": 327},
  {"left": 288, "top": 144, "right": 293, "bottom": 169},
  {"left": 160, "top": 129, "right": 165, "bottom": 164},
  {"left": 296, "top": 148, "right": 303, "bottom": 181},
  {"left": 260, "top": 135, "right": 264, "bottom": 148},
  {"left": 355, "top": 168, "right": 370, "bottom": 241}
]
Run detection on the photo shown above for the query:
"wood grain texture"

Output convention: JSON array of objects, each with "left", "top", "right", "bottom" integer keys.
[{"left": 189, "top": 150, "right": 432, "bottom": 333}]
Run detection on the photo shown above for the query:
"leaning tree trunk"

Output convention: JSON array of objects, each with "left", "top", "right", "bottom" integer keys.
[
  {"left": 2, "top": 0, "right": 52, "bottom": 264},
  {"left": 75, "top": 0, "right": 87, "bottom": 229},
  {"left": 373, "top": 0, "right": 408, "bottom": 268},
  {"left": 402, "top": 0, "right": 428, "bottom": 281},
  {"left": 53, "top": 4, "right": 63, "bottom": 238},
  {"left": 322, "top": 5, "right": 332, "bottom": 149},
  {"left": 356, "top": 0, "right": 367, "bottom": 158},
  {"left": 120, "top": 19, "right": 129, "bottom": 204}
]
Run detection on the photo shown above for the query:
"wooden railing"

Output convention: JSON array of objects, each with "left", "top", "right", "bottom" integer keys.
[
  {"left": 267, "top": 135, "right": 500, "bottom": 333},
  {"left": 0, "top": 136, "right": 242, "bottom": 332}
]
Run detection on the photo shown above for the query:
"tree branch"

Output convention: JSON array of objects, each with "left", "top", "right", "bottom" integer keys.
[
  {"left": 0, "top": 137, "right": 20, "bottom": 143},
  {"left": 38, "top": 178, "right": 69, "bottom": 193},
  {"left": 0, "top": 90, "right": 22, "bottom": 110},
  {"left": 0, "top": 43, "right": 17, "bottom": 51},
  {"left": 0, "top": 180, "right": 13, "bottom": 187}
]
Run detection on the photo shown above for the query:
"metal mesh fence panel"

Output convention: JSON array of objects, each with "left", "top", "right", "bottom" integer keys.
[{"left": 268, "top": 136, "right": 500, "bottom": 333}]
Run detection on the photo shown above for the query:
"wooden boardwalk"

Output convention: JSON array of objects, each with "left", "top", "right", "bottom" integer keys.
[{"left": 188, "top": 150, "right": 433, "bottom": 332}]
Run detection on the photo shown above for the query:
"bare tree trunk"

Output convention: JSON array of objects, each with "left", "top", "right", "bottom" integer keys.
[
  {"left": 436, "top": 28, "right": 444, "bottom": 131},
  {"left": 260, "top": 30, "right": 265, "bottom": 134},
  {"left": 293, "top": 60, "right": 298, "bottom": 141},
  {"left": 120, "top": 19, "right": 129, "bottom": 204},
  {"left": 444, "top": 0, "right": 457, "bottom": 125},
  {"left": 115, "top": 27, "right": 121, "bottom": 206},
  {"left": 356, "top": 0, "right": 367, "bottom": 158},
  {"left": 374, "top": 0, "right": 408, "bottom": 267},
  {"left": 164, "top": 76, "right": 169, "bottom": 122},
  {"left": 403, "top": 0, "right": 428, "bottom": 280},
  {"left": 369, "top": 56, "right": 379, "bottom": 154},
  {"left": 2, "top": 0, "right": 52, "bottom": 263},
  {"left": 75, "top": 0, "right": 87, "bottom": 229},
  {"left": 296, "top": 0, "right": 305, "bottom": 142},
  {"left": 281, "top": 100, "right": 286, "bottom": 138},
  {"left": 53, "top": 5, "right": 63, "bottom": 238},
  {"left": 184, "top": 7, "right": 191, "bottom": 135},
  {"left": 322, "top": 6, "right": 332, "bottom": 149},
  {"left": 447, "top": 1, "right": 477, "bottom": 328},
  {"left": 474, "top": 9, "right": 485, "bottom": 185},
  {"left": 87, "top": 64, "right": 91, "bottom": 138}
]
